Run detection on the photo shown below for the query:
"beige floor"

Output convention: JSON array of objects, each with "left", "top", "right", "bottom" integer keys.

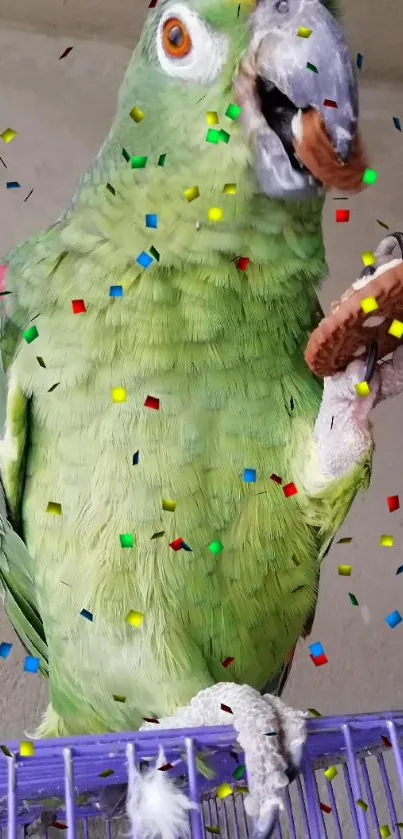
[{"left": 0, "top": 12, "right": 403, "bottom": 835}]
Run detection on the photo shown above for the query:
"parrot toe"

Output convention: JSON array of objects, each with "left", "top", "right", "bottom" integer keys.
[
  {"left": 99, "top": 783, "right": 127, "bottom": 819},
  {"left": 24, "top": 810, "right": 57, "bottom": 837}
]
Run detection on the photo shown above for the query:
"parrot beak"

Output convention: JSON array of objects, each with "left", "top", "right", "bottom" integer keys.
[{"left": 234, "top": 0, "right": 359, "bottom": 200}]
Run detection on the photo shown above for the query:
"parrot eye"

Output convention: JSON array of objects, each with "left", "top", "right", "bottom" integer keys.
[{"left": 162, "top": 18, "right": 192, "bottom": 58}]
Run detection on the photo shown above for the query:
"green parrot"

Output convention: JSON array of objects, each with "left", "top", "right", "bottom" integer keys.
[{"left": 2, "top": 0, "right": 403, "bottom": 836}]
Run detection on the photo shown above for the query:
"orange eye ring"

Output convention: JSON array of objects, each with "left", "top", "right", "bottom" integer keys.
[{"left": 162, "top": 17, "right": 192, "bottom": 58}]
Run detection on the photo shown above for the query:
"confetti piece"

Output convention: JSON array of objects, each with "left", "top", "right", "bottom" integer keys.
[
  {"left": 126, "top": 610, "right": 143, "bottom": 627},
  {"left": 143, "top": 716, "right": 160, "bottom": 723},
  {"left": 0, "top": 745, "right": 12, "bottom": 757},
  {"left": 362, "top": 168, "right": 378, "bottom": 186},
  {"left": 158, "top": 153, "right": 167, "bottom": 166},
  {"left": 297, "top": 26, "right": 312, "bottom": 38},
  {"left": 236, "top": 257, "right": 249, "bottom": 270},
  {"left": 336, "top": 209, "right": 350, "bottom": 222},
  {"left": 80, "top": 609, "right": 93, "bottom": 621},
  {"left": 381, "top": 736, "right": 392, "bottom": 748},
  {"left": 209, "top": 540, "right": 224, "bottom": 554},
  {"left": 388, "top": 319, "right": 403, "bottom": 339},
  {"left": 208, "top": 207, "right": 223, "bottom": 222},
  {"left": 360, "top": 295, "right": 378, "bottom": 314},
  {"left": 131, "top": 156, "right": 148, "bottom": 169},
  {"left": 243, "top": 468, "right": 256, "bottom": 483},
  {"left": 307, "top": 62, "right": 318, "bottom": 73},
  {"left": 113, "top": 695, "right": 126, "bottom": 703},
  {"left": 323, "top": 99, "right": 337, "bottom": 108},
  {"left": 136, "top": 251, "right": 153, "bottom": 269},
  {"left": 283, "top": 482, "right": 298, "bottom": 497},
  {"left": 320, "top": 803, "right": 332, "bottom": 814},
  {"left": 99, "top": 769, "right": 114, "bottom": 778},
  {"left": 225, "top": 103, "right": 241, "bottom": 121},
  {"left": 355, "top": 380, "right": 371, "bottom": 397},
  {"left": 0, "top": 128, "right": 17, "bottom": 143},
  {"left": 148, "top": 0, "right": 159, "bottom": 7},
  {"left": 162, "top": 499, "right": 176, "bottom": 512},
  {"left": 324, "top": 766, "right": 338, "bottom": 781},
  {"left": 151, "top": 531, "right": 165, "bottom": 539},
  {"left": 0, "top": 642, "right": 12, "bottom": 659},
  {"left": 149, "top": 246, "right": 160, "bottom": 262},
  {"left": 122, "top": 148, "right": 130, "bottom": 162},
  {"left": 205, "top": 828, "right": 220, "bottom": 835},
  {"left": 24, "top": 656, "right": 40, "bottom": 673},
  {"left": 109, "top": 285, "right": 123, "bottom": 297},
  {"left": 145, "top": 213, "right": 158, "bottom": 229},
  {"left": 380, "top": 534, "right": 394, "bottom": 547},
  {"left": 232, "top": 764, "right": 246, "bottom": 779},
  {"left": 111, "top": 387, "right": 127, "bottom": 403},
  {"left": 223, "top": 183, "right": 237, "bottom": 194},
  {"left": 310, "top": 653, "right": 328, "bottom": 666},
  {"left": 19, "top": 740, "right": 34, "bottom": 757},
  {"left": 46, "top": 501, "right": 62, "bottom": 515},
  {"left": 356, "top": 53, "right": 363, "bottom": 69},
  {"left": 206, "top": 128, "right": 221, "bottom": 144},
  {"left": 206, "top": 111, "right": 219, "bottom": 125},
  {"left": 184, "top": 186, "right": 200, "bottom": 202},
  {"left": 393, "top": 117, "right": 401, "bottom": 131},
  {"left": 106, "top": 183, "right": 115, "bottom": 196},
  {"left": 218, "top": 129, "right": 230, "bottom": 144},
  {"left": 337, "top": 537, "right": 352, "bottom": 544},
  {"left": 71, "top": 298, "right": 86, "bottom": 314},
  {"left": 338, "top": 565, "right": 352, "bottom": 576},
  {"left": 23, "top": 325, "right": 39, "bottom": 344},
  {"left": 158, "top": 763, "right": 173, "bottom": 772},
  {"left": 349, "top": 593, "right": 359, "bottom": 606},
  {"left": 396, "top": 565, "right": 403, "bottom": 575},
  {"left": 222, "top": 656, "right": 234, "bottom": 668},
  {"left": 270, "top": 473, "right": 282, "bottom": 484},
  {"left": 170, "top": 537, "right": 185, "bottom": 551},
  {"left": 217, "top": 783, "right": 232, "bottom": 799},
  {"left": 221, "top": 703, "right": 233, "bottom": 714},
  {"left": 133, "top": 451, "right": 139, "bottom": 465},
  {"left": 356, "top": 799, "right": 368, "bottom": 811},
  {"left": 377, "top": 219, "right": 390, "bottom": 230},
  {"left": 387, "top": 495, "right": 400, "bottom": 512},
  {"left": 307, "top": 708, "right": 322, "bottom": 717},
  {"left": 48, "top": 382, "right": 60, "bottom": 393},
  {"left": 235, "top": 786, "right": 249, "bottom": 795},
  {"left": 181, "top": 542, "right": 192, "bottom": 551},
  {"left": 120, "top": 533, "right": 134, "bottom": 548},
  {"left": 385, "top": 610, "right": 402, "bottom": 628},
  {"left": 380, "top": 827, "right": 391, "bottom": 838},
  {"left": 309, "top": 642, "right": 324, "bottom": 658},
  {"left": 144, "top": 394, "right": 160, "bottom": 410},
  {"left": 6, "top": 181, "right": 20, "bottom": 189},
  {"left": 59, "top": 46, "right": 73, "bottom": 60},
  {"left": 130, "top": 106, "right": 144, "bottom": 123}
]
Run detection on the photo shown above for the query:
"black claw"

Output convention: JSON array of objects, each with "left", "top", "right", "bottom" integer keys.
[{"left": 99, "top": 783, "right": 128, "bottom": 819}]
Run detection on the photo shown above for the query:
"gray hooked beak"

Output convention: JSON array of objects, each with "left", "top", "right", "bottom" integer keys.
[{"left": 236, "top": 0, "right": 358, "bottom": 200}]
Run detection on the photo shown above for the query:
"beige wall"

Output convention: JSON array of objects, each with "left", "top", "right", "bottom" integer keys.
[{"left": 0, "top": 0, "right": 402, "bottom": 81}]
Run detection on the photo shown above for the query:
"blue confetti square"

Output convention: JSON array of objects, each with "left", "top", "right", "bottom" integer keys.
[
  {"left": 6, "top": 182, "right": 20, "bottom": 189},
  {"left": 24, "top": 655, "right": 40, "bottom": 673},
  {"left": 0, "top": 642, "right": 12, "bottom": 659},
  {"left": 243, "top": 468, "right": 256, "bottom": 483},
  {"left": 181, "top": 542, "right": 192, "bottom": 551},
  {"left": 136, "top": 251, "right": 153, "bottom": 269},
  {"left": 356, "top": 53, "right": 363, "bottom": 70},
  {"left": 385, "top": 610, "right": 402, "bottom": 629},
  {"left": 109, "top": 285, "right": 123, "bottom": 297},
  {"left": 145, "top": 214, "right": 158, "bottom": 229},
  {"left": 393, "top": 117, "right": 401, "bottom": 131},
  {"left": 133, "top": 450, "right": 140, "bottom": 465},
  {"left": 309, "top": 642, "right": 324, "bottom": 658},
  {"left": 80, "top": 608, "right": 93, "bottom": 621}
]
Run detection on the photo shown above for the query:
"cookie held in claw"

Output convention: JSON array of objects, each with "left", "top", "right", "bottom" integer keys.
[
  {"left": 293, "top": 108, "right": 369, "bottom": 193},
  {"left": 305, "top": 249, "right": 403, "bottom": 378}
]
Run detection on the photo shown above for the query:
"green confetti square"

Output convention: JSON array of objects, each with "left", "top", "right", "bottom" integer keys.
[
  {"left": 307, "top": 62, "right": 318, "bottom": 72},
  {"left": 362, "top": 168, "right": 378, "bottom": 185},
  {"left": 208, "top": 540, "right": 223, "bottom": 554},
  {"left": 149, "top": 246, "right": 160, "bottom": 262},
  {"left": 120, "top": 533, "right": 134, "bottom": 548},
  {"left": 122, "top": 148, "right": 130, "bottom": 162},
  {"left": 158, "top": 153, "right": 167, "bottom": 166},
  {"left": 349, "top": 593, "right": 359, "bottom": 606},
  {"left": 23, "top": 325, "right": 39, "bottom": 344},
  {"left": 206, "top": 129, "right": 220, "bottom": 144},
  {"left": 219, "top": 129, "right": 230, "bottom": 144},
  {"left": 131, "top": 156, "right": 148, "bottom": 169},
  {"left": 225, "top": 103, "right": 241, "bottom": 121},
  {"left": 232, "top": 764, "right": 246, "bottom": 780}
]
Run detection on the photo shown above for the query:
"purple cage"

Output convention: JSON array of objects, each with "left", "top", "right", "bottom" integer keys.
[{"left": 1, "top": 710, "right": 403, "bottom": 839}]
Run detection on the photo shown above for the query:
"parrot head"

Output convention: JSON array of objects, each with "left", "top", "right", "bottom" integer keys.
[{"left": 111, "top": 0, "right": 358, "bottom": 203}]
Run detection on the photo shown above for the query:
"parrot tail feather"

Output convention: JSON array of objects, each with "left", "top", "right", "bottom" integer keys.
[{"left": 125, "top": 745, "right": 198, "bottom": 839}]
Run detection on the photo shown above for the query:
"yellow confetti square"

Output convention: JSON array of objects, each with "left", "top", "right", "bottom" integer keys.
[
  {"left": 206, "top": 111, "right": 219, "bottom": 125},
  {"left": 388, "top": 319, "right": 403, "bottom": 339},
  {"left": 125, "top": 610, "right": 143, "bottom": 627},
  {"left": 129, "top": 107, "right": 144, "bottom": 123},
  {"left": 338, "top": 565, "right": 352, "bottom": 576},
  {"left": 0, "top": 128, "right": 17, "bottom": 143},
  {"left": 323, "top": 766, "right": 338, "bottom": 781},
  {"left": 380, "top": 827, "right": 391, "bottom": 839},
  {"left": 162, "top": 499, "right": 176, "bottom": 512},
  {"left": 208, "top": 207, "right": 223, "bottom": 222},
  {"left": 216, "top": 783, "right": 232, "bottom": 799},
  {"left": 20, "top": 741, "right": 34, "bottom": 757},
  {"left": 111, "top": 387, "right": 127, "bottom": 403},
  {"left": 46, "top": 501, "right": 62, "bottom": 515},
  {"left": 356, "top": 799, "right": 368, "bottom": 811},
  {"left": 297, "top": 26, "right": 312, "bottom": 38},
  {"left": 360, "top": 295, "right": 378, "bottom": 314},
  {"left": 223, "top": 183, "right": 237, "bottom": 194},
  {"left": 380, "top": 534, "right": 394, "bottom": 547},
  {"left": 355, "top": 380, "right": 370, "bottom": 397},
  {"left": 184, "top": 186, "right": 200, "bottom": 202},
  {"left": 361, "top": 251, "right": 376, "bottom": 266}
]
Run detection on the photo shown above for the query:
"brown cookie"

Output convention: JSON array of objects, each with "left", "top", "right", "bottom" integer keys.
[{"left": 305, "top": 261, "right": 403, "bottom": 377}]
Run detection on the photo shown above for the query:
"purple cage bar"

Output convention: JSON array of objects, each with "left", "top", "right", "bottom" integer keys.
[{"left": 1, "top": 710, "right": 403, "bottom": 839}]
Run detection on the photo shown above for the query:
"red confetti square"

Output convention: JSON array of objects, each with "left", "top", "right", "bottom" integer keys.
[
  {"left": 144, "top": 395, "right": 160, "bottom": 410},
  {"left": 283, "top": 482, "right": 298, "bottom": 497},
  {"left": 222, "top": 656, "right": 235, "bottom": 668},
  {"left": 381, "top": 735, "right": 392, "bottom": 748},
  {"left": 52, "top": 822, "right": 68, "bottom": 830},
  {"left": 158, "top": 762, "right": 173, "bottom": 771},
  {"left": 387, "top": 495, "right": 400, "bottom": 513},
  {"left": 221, "top": 703, "right": 233, "bottom": 714},
  {"left": 148, "top": 0, "right": 159, "bottom": 5},
  {"left": 169, "top": 538, "right": 184, "bottom": 551},
  {"left": 335, "top": 209, "right": 350, "bottom": 223},
  {"left": 236, "top": 257, "right": 250, "bottom": 271},
  {"left": 71, "top": 299, "right": 86, "bottom": 314},
  {"left": 320, "top": 803, "right": 332, "bottom": 814},
  {"left": 323, "top": 99, "right": 337, "bottom": 108},
  {"left": 310, "top": 653, "right": 328, "bottom": 667},
  {"left": 270, "top": 473, "right": 282, "bottom": 484}
]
